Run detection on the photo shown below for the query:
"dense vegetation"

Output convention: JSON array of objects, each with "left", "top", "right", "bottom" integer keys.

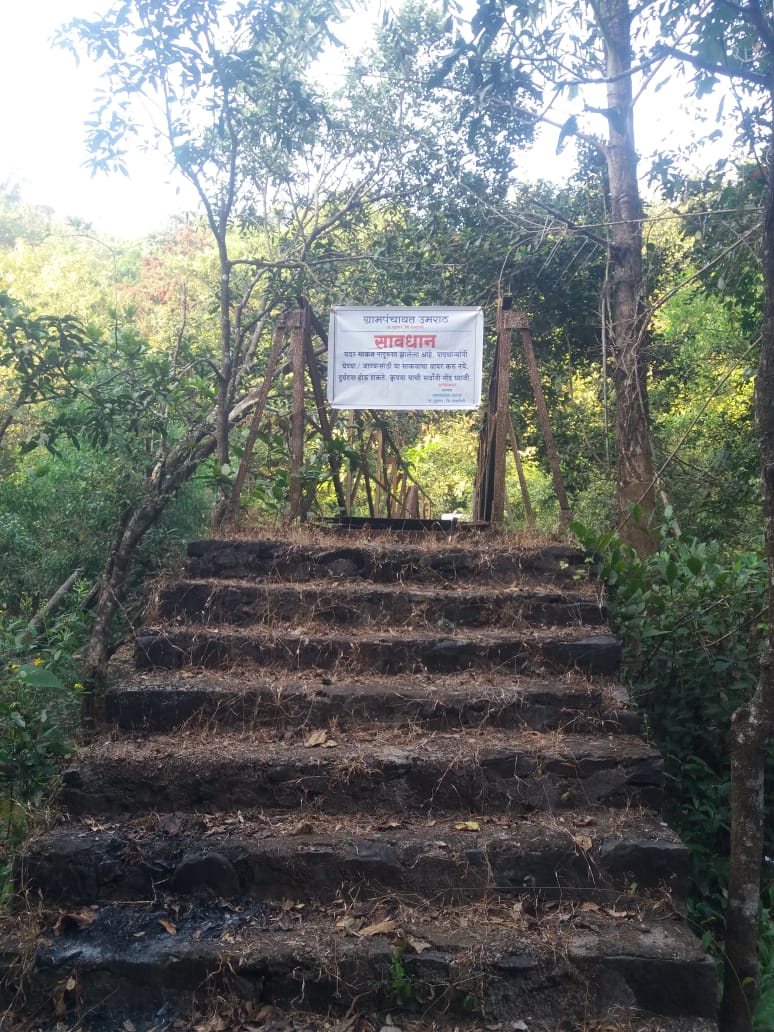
[{"left": 2, "top": 0, "right": 774, "bottom": 1027}]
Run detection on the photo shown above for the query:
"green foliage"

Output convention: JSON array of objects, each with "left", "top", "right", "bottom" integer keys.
[
  {"left": 0, "top": 441, "right": 212, "bottom": 616},
  {"left": 0, "top": 289, "right": 99, "bottom": 450},
  {"left": 0, "top": 183, "right": 53, "bottom": 250},
  {"left": 650, "top": 267, "right": 759, "bottom": 546},
  {"left": 756, "top": 890, "right": 774, "bottom": 1031},
  {"left": 0, "top": 604, "right": 86, "bottom": 849},
  {"left": 571, "top": 518, "right": 768, "bottom": 931},
  {"left": 387, "top": 947, "right": 413, "bottom": 1006},
  {"left": 403, "top": 415, "right": 479, "bottom": 514},
  {"left": 350, "top": 1, "right": 536, "bottom": 201},
  {"left": 60, "top": 0, "right": 350, "bottom": 208}
]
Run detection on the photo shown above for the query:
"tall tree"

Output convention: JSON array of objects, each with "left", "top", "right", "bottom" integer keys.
[
  {"left": 658, "top": 4, "right": 774, "bottom": 1028},
  {"left": 61, "top": 0, "right": 351, "bottom": 491},
  {"left": 442, "top": 0, "right": 659, "bottom": 551},
  {"left": 58, "top": 0, "right": 394, "bottom": 704}
]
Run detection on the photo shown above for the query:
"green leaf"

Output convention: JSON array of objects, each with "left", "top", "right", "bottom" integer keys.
[{"left": 16, "top": 665, "right": 64, "bottom": 689}]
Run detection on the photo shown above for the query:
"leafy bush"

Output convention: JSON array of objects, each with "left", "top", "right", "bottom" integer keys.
[
  {"left": 0, "top": 441, "right": 213, "bottom": 616},
  {"left": 756, "top": 888, "right": 774, "bottom": 1031},
  {"left": 0, "top": 602, "right": 87, "bottom": 876},
  {"left": 571, "top": 517, "right": 769, "bottom": 932}
]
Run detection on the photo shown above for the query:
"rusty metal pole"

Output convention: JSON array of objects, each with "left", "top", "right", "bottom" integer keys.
[
  {"left": 288, "top": 301, "right": 309, "bottom": 521},
  {"left": 491, "top": 299, "right": 513, "bottom": 525},
  {"left": 346, "top": 410, "right": 355, "bottom": 515},
  {"left": 513, "top": 312, "right": 572, "bottom": 527}
]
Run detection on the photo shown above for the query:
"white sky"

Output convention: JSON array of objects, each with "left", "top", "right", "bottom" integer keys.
[
  {"left": 0, "top": 2, "right": 195, "bottom": 236},
  {"left": 0, "top": 2, "right": 729, "bottom": 240}
]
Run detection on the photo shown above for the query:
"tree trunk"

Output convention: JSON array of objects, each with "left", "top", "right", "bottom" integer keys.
[
  {"left": 80, "top": 496, "right": 167, "bottom": 726},
  {"left": 216, "top": 247, "right": 233, "bottom": 499},
  {"left": 596, "top": 0, "right": 657, "bottom": 554},
  {"left": 78, "top": 417, "right": 233, "bottom": 724},
  {"left": 722, "top": 694, "right": 769, "bottom": 1032},
  {"left": 720, "top": 98, "right": 774, "bottom": 1032}
]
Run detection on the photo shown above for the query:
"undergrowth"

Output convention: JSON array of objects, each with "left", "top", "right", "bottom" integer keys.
[
  {"left": 572, "top": 515, "right": 773, "bottom": 1026},
  {"left": 0, "top": 596, "right": 89, "bottom": 903}
]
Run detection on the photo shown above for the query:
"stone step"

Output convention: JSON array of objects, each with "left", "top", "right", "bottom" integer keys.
[
  {"left": 152, "top": 580, "right": 605, "bottom": 630},
  {"left": 19, "top": 809, "right": 688, "bottom": 907},
  {"left": 105, "top": 665, "right": 639, "bottom": 735},
  {"left": 59, "top": 727, "right": 663, "bottom": 816},
  {"left": 134, "top": 625, "right": 622, "bottom": 677},
  {"left": 4, "top": 529, "right": 715, "bottom": 1032},
  {"left": 1, "top": 897, "right": 716, "bottom": 1030},
  {"left": 184, "top": 538, "right": 593, "bottom": 586}
]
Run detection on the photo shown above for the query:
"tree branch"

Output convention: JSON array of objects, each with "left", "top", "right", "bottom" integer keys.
[{"left": 658, "top": 43, "right": 771, "bottom": 87}]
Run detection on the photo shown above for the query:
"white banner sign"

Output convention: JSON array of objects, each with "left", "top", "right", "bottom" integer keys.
[{"left": 327, "top": 306, "right": 484, "bottom": 410}]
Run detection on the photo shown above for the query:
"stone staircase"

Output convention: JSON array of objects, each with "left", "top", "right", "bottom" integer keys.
[{"left": 4, "top": 533, "right": 718, "bottom": 1031}]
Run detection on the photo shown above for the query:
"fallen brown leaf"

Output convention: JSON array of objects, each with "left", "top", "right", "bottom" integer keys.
[
  {"left": 159, "top": 814, "right": 183, "bottom": 836},
  {"left": 159, "top": 919, "right": 177, "bottom": 935},
  {"left": 193, "top": 1017, "right": 227, "bottom": 1032},
  {"left": 359, "top": 918, "right": 398, "bottom": 937},
  {"left": 289, "top": 820, "right": 315, "bottom": 836},
  {"left": 336, "top": 915, "right": 361, "bottom": 932},
  {"left": 84, "top": 818, "right": 110, "bottom": 832},
  {"left": 374, "top": 818, "right": 402, "bottom": 830},
  {"left": 304, "top": 729, "right": 329, "bottom": 747},
  {"left": 53, "top": 975, "right": 78, "bottom": 1018},
  {"left": 54, "top": 907, "right": 98, "bottom": 934},
  {"left": 454, "top": 820, "right": 480, "bottom": 832}
]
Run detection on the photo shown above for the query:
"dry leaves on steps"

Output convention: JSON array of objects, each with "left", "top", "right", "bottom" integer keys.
[
  {"left": 53, "top": 907, "right": 98, "bottom": 934},
  {"left": 304, "top": 729, "right": 337, "bottom": 748},
  {"left": 358, "top": 917, "right": 399, "bottom": 937}
]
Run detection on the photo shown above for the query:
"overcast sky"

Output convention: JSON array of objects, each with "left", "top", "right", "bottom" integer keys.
[
  {"left": 3, "top": 2, "right": 205, "bottom": 236},
  {"left": 1, "top": 2, "right": 727, "bottom": 240}
]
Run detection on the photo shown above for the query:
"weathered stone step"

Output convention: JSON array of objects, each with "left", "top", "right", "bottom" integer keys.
[
  {"left": 19, "top": 809, "right": 688, "bottom": 907},
  {"left": 105, "top": 664, "right": 639, "bottom": 734},
  {"left": 2, "top": 897, "right": 716, "bottom": 1029},
  {"left": 152, "top": 580, "right": 605, "bottom": 630},
  {"left": 59, "top": 727, "right": 663, "bottom": 816},
  {"left": 184, "top": 538, "right": 592, "bottom": 586},
  {"left": 134, "top": 625, "right": 621, "bottom": 677}
]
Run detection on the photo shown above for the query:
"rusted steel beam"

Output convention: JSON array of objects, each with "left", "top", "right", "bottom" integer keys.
[
  {"left": 491, "top": 298, "right": 513, "bottom": 524},
  {"left": 288, "top": 302, "right": 310, "bottom": 520}
]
